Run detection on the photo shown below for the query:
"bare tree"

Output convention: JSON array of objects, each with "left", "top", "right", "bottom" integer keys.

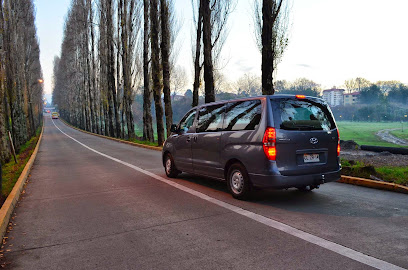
[
  {"left": 191, "top": 0, "right": 203, "bottom": 107},
  {"left": 170, "top": 65, "right": 187, "bottom": 95},
  {"left": 254, "top": 0, "right": 290, "bottom": 94},
  {"left": 236, "top": 73, "right": 262, "bottom": 97},
  {"left": 344, "top": 79, "right": 357, "bottom": 94},
  {"left": 106, "top": 0, "right": 121, "bottom": 138},
  {"left": 119, "top": 0, "right": 140, "bottom": 139},
  {"left": 160, "top": 0, "right": 173, "bottom": 137},
  {"left": 355, "top": 77, "right": 371, "bottom": 92},
  {"left": 150, "top": 0, "right": 165, "bottom": 145},
  {"left": 143, "top": 0, "right": 154, "bottom": 142},
  {"left": 344, "top": 77, "right": 371, "bottom": 93}
]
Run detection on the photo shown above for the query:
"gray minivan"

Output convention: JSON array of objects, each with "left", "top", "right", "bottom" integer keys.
[{"left": 162, "top": 95, "right": 341, "bottom": 199}]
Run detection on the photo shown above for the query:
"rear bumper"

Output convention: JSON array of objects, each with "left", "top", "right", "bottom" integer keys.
[{"left": 249, "top": 169, "right": 341, "bottom": 189}]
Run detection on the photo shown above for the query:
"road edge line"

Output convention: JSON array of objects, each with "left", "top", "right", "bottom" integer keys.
[
  {"left": 59, "top": 118, "right": 162, "bottom": 152},
  {"left": 59, "top": 119, "right": 408, "bottom": 195},
  {"left": 0, "top": 125, "right": 44, "bottom": 240}
]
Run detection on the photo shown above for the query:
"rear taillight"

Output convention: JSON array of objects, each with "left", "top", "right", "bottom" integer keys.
[
  {"left": 263, "top": 127, "right": 276, "bottom": 160},
  {"left": 337, "top": 129, "right": 340, "bottom": 156},
  {"left": 295, "top": 95, "right": 305, "bottom": 99}
]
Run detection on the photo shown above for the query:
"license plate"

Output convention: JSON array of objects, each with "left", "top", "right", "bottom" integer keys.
[{"left": 304, "top": 153, "right": 319, "bottom": 163}]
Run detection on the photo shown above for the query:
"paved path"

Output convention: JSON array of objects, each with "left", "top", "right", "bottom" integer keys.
[{"left": 1, "top": 117, "right": 407, "bottom": 269}]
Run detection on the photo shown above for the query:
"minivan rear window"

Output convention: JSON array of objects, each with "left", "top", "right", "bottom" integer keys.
[{"left": 274, "top": 99, "right": 335, "bottom": 131}]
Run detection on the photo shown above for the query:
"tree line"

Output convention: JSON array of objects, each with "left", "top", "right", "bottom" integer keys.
[
  {"left": 52, "top": 0, "right": 290, "bottom": 146},
  {"left": 332, "top": 78, "right": 408, "bottom": 122},
  {"left": 0, "top": 0, "right": 43, "bottom": 164}
]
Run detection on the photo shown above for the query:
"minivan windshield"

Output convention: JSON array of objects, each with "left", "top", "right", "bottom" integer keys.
[{"left": 275, "top": 99, "right": 335, "bottom": 131}]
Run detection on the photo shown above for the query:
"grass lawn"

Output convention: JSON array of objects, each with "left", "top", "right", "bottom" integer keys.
[
  {"left": 390, "top": 129, "right": 408, "bottom": 141},
  {"left": 337, "top": 121, "right": 408, "bottom": 147},
  {"left": 1, "top": 128, "right": 41, "bottom": 200}
]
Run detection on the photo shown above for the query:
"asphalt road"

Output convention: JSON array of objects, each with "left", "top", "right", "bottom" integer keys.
[{"left": 2, "top": 117, "right": 407, "bottom": 269}]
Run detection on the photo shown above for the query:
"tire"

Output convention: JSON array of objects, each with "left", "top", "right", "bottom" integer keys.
[
  {"left": 227, "top": 163, "right": 252, "bottom": 200},
  {"left": 164, "top": 153, "right": 181, "bottom": 178}
]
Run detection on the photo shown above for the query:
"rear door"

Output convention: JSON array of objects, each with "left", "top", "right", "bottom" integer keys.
[{"left": 271, "top": 97, "right": 339, "bottom": 176}]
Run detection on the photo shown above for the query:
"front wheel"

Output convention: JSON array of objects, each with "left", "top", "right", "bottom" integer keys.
[
  {"left": 227, "top": 163, "right": 252, "bottom": 200},
  {"left": 164, "top": 153, "right": 180, "bottom": 178}
]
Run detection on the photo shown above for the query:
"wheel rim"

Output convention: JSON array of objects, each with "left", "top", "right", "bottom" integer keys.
[
  {"left": 230, "top": 170, "right": 244, "bottom": 194},
  {"left": 165, "top": 157, "right": 172, "bottom": 174}
]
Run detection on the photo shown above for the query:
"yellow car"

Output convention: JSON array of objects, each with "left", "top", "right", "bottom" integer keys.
[{"left": 51, "top": 112, "right": 59, "bottom": 119}]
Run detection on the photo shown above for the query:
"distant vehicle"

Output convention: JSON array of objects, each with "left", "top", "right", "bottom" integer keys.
[
  {"left": 51, "top": 112, "right": 59, "bottom": 119},
  {"left": 162, "top": 95, "right": 341, "bottom": 199}
]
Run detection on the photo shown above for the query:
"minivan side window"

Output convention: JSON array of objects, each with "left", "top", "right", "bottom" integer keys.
[
  {"left": 277, "top": 99, "right": 335, "bottom": 131},
  {"left": 223, "top": 100, "right": 262, "bottom": 131},
  {"left": 178, "top": 109, "right": 196, "bottom": 133},
  {"left": 196, "top": 104, "right": 225, "bottom": 133}
]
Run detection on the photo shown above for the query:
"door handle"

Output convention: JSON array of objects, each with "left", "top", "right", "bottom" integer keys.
[
  {"left": 186, "top": 136, "right": 191, "bottom": 142},
  {"left": 193, "top": 136, "right": 197, "bottom": 142}
]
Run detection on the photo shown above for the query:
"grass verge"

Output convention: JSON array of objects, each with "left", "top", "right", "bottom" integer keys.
[
  {"left": 337, "top": 121, "right": 408, "bottom": 148},
  {"left": 127, "top": 137, "right": 159, "bottom": 147},
  {"left": 1, "top": 128, "right": 41, "bottom": 199},
  {"left": 341, "top": 159, "right": 408, "bottom": 186}
]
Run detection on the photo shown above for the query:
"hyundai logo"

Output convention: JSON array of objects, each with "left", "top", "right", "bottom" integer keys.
[{"left": 310, "top": 137, "right": 318, "bottom": 144}]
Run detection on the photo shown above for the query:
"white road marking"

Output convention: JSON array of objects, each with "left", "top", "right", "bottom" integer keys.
[{"left": 52, "top": 120, "right": 405, "bottom": 270}]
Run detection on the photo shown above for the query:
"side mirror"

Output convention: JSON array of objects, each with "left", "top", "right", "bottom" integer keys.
[{"left": 170, "top": 124, "right": 178, "bottom": 133}]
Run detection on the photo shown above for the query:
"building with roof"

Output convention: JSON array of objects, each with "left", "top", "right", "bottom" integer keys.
[
  {"left": 322, "top": 88, "right": 345, "bottom": 107},
  {"left": 343, "top": 92, "right": 360, "bottom": 105}
]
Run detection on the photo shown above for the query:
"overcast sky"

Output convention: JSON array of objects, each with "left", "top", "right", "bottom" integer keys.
[{"left": 35, "top": 0, "right": 408, "bottom": 99}]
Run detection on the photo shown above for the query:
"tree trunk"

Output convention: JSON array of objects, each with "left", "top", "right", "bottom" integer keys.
[
  {"left": 160, "top": 0, "right": 173, "bottom": 138},
  {"left": 261, "top": 0, "right": 283, "bottom": 95},
  {"left": 121, "top": 0, "right": 136, "bottom": 139},
  {"left": 0, "top": 0, "right": 10, "bottom": 163},
  {"left": 106, "top": 0, "right": 121, "bottom": 138},
  {"left": 192, "top": 1, "right": 202, "bottom": 107},
  {"left": 201, "top": 0, "right": 215, "bottom": 103},
  {"left": 143, "top": 0, "right": 154, "bottom": 142},
  {"left": 89, "top": 0, "right": 100, "bottom": 134},
  {"left": 150, "top": 0, "right": 165, "bottom": 145}
]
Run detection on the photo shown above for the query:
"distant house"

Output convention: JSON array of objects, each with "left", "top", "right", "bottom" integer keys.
[
  {"left": 171, "top": 92, "right": 185, "bottom": 101},
  {"left": 343, "top": 92, "right": 360, "bottom": 106},
  {"left": 322, "top": 88, "right": 345, "bottom": 107}
]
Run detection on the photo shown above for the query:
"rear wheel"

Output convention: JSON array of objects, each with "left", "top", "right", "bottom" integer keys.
[
  {"left": 227, "top": 163, "right": 251, "bottom": 200},
  {"left": 164, "top": 153, "right": 180, "bottom": 178}
]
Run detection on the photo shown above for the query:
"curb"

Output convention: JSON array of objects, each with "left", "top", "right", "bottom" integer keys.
[
  {"left": 0, "top": 125, "right": 44, "bottom": 240},
  {"left": 60, "top": 119, "right": 408, "bottom": 195},
  {"left": 59, "top": 119, "right": 162, "bottom": 152},
  {"left": 338, "top": 175, "right": 408, "bottom": 194}
]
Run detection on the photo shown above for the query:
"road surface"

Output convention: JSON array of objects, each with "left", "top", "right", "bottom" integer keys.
[{"left": 2, "top": 117, "right": 407, "bottom": 269}]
